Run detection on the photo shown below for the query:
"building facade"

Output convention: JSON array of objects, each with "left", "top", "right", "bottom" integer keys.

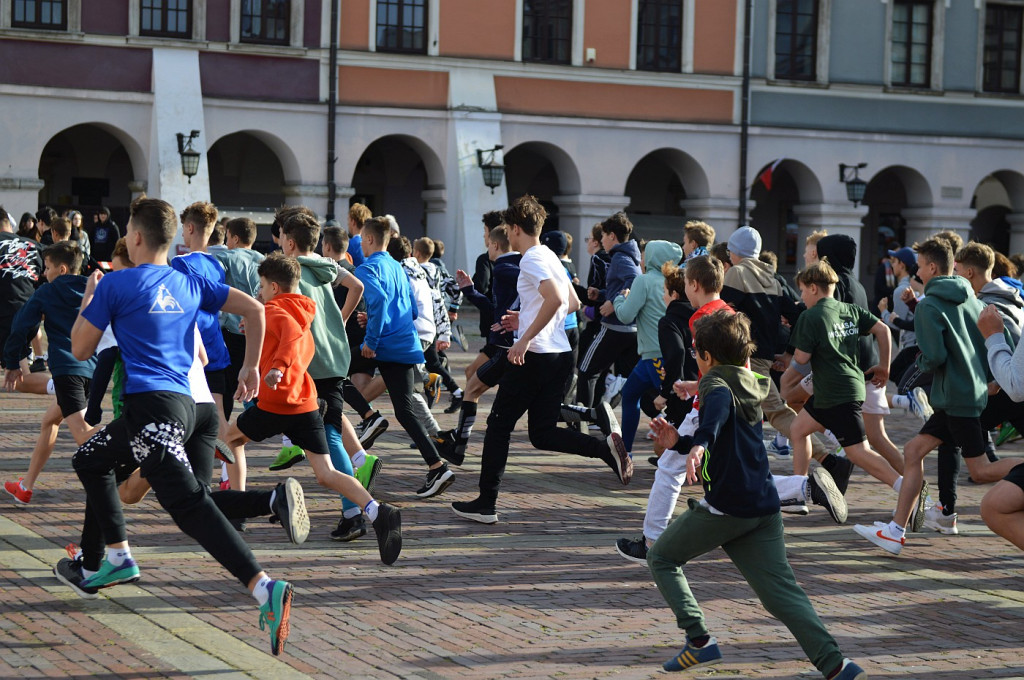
[{"left": 1, "top": 0, "right": 1023, "bottom": 280}]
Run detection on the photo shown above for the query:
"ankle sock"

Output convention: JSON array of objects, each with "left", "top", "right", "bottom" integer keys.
[
  {"left": 457, "top": 401, "right": 477, "bottom": 442},
  {"left": 453, "top": 388, "right": 463, "bottom": 398},
  {"left": 282, "top": 435, "right": 293, "bottom": 448},
  {"left": 252, "top": 575, "right": 272, "bottom": 605},
  {"left": 105, "top": 546, "right": 131, "bottom": 566},
  {"left": 893, "top": 476, "right": 903, "bottom": 493},
  {"left": 888, "top": 521, "right": 906, "bottom": 537},
  {"left": 46, "top": 379, "right": 55, "bottom": 395},
  {"left": 689, "top": 635, "right": 710, "bottom": 648},
  {"left": 892, "top": 394, "right": 910, "bottom": 410},
  {"left": 343, "top": 506, "right": 362, "bottom": 519},
  {"left": 363, "top": 500, "right": 380, "bottom": 521},
  {"left": 351, "top": 449, "right": 367, "bottom": 469}
]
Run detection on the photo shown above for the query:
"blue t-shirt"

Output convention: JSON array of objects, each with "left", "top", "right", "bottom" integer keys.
[
  {"left": 81, "top": 264, "right": 230, "bottom": 396},
  {"left": 170, "top": 252, "right": 232, "bottom": 371},
  {"left": 348, "top": 234, "right": 365, "bottom": 267}
]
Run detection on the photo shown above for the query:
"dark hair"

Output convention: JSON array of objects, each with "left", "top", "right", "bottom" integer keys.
[
  {"left": 0, "top": 205, "right": 9, "bottom": 229},
  {"left": 482, "top": 210, "right": 505, "bottom": 229},
  {"left": 98, "top": 206, "right": 111, "bottom": 217},
  {"left": 273, "top": 204, "right": 316, "bottom": 239},
  {"left": 682, "top": 255, "right": 724, "bottom": 294},
  {"left": 710, "top": 241, "right": 730, "bottom": 267},
  {"left": 488, "top": 225, "right": 510, "bottom": 251},
  {"left": 954, "top": 242, "right": 994, "bottom": 274},
  {"left": 693, "top": 309, "right": 756, "bottom": 367},
  {"left": 758, "top": 250, "right": 778, "bottom": 272},
  {"left": 590, "top": 223, "right": 604, "bottom": 243},
  {"left": 257, "top": 252, "right": 301, "bottom": 291},
  {"left": 129, "top": 197, "right": 178, "bottom": 250},
  {"left": 44, "top": 241, "right": 83, "bottom": 275},
  {"left": 180, "top": 201, "right": 218, "bottom": 234},
  {"left": 281, "top": 211, "right": 321, "bottom": 253},
  {"left": 387, "top": 234, "right": 412, "bottom": 261},
  {"left": 503, "top": 195, "right": 547, "bottom": 236},
  {"left": 795, "top": 259, "right": 840, "bottom": 289},
  {"left": 208, "top": 223, "right": 225, "bottom": 246},
  {"left": 993, "top": 251, "right": 1018, "bottom": 279},
  {"left": 683, "top": 220, "right": 715, "bottom": 248},
  {"left": 36, "top": 206, "right": 56, "bottom": 227},
  {"left": 323, "top": 225, "right": 349, "bottom": 254},
  {"left": 362, "top": 216, "right": 392, "bottom": 247},
  {"left": 1010, "top": 253, "right": 1024, "bottom": 278},
  {"left": 914, "top": 238, "right": 953, "bottom": 275},
  {"left": 600, "top": 211, "right": 633, "bottom": 243},
  {"left": 50, "top": 216, "right": 71, "bottom": 239},
  {"left": 225, "top": 217, "right": 257, "bottom": 246},
  {"left": 111, "top": 237, "right": 133, "bottom": 266},
  {"left": 661, "top": 262, "right": 687, "bottom": 299},
  {"left": 434, "top": 239, "right": 445, "bottom": 257}
]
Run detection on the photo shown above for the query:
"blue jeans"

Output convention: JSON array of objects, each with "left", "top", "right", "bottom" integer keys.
[{"left": 621, "top": 358, "right": 664, "bottom": 451}]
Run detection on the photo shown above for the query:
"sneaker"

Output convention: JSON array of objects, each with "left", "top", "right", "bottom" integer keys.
[
  {"left": 559, "top": 403, "right": 591, "bottom": 424},
  {"left": 808, "top": 467, "right": 848, "bottom": 524},
  {"left": 602, "top": 374, "right": 628, "bottom": 404},
  {"left": 832, "top": 658, "right": 867, "bottom": 680},
  {"left": 371, "top": 503, "right": 403, "bottom": 565},
  {"left": 358, "top": 411, "right": 389, "bottom": 449},
  {"left": 780, "top": 499, "right": 809, "bottom": 515},
  {"left": 648, "top": 456, "right": 660, "bottom": 467},
  {"left": 271, "top": 478, "right": 309, "bottom": 545},
  {"left": 907, "top": 387, "right": 934, "bottom": 423},
  {"left": 53, "top": 557, "right": 99, "bottom": 599},
  {"left": 434, "top": 430, "right": 465, "bottom": 467},
  {"left": 996, "top": 422, "right": 1020, "bottom": 447},
  {"left": 29, "top": 357, "right": 47, "bottom": 373},
  {"left": 65, "top": 542, "right": 83, "bottom": 561},
  {"left": 258, "top": 580, "right": 294, "bottom": 656},
  {"left": 330, "top": 513, "right": 366, "bottom": 542},
  {"left": 230, "top": 517, "right": 248, "bottom": 533},
  {"left": 853, "top": 522, "right": 904, "bottom": 555},
  {"left": 219, "top": 479, "right": 231, "bottom": 491},
  {"left": 451, "top": 497, "right": 498, "bottom": 524},
  {"left": 424, "top": 373, "right": 442, "bottom": 407},
  {"left": 415, "top": 463, "right": 455, "bottom": 498},
  {"left": 606, "top": 433, "right": 633, "bottom": 485},
  {"left": 354, "top": 454, "right": 382, "bottom": 495},
  {"left": 268, "top": 445, "right": 305, "bottom": 472},
  {"left": 80, "top": 556, "right": 141, "bottom": 590},
  {"left": 821, "top": 453, "right": 854, "bottom": 496},
  {"left": 766, "top": 439, "right": 791, "bottom": 459},
  {"left": 663, "top": 636, "right": 723, "bottom": 672},
  {"left": 615, "top": 537, "right": 649, "bottom": 565},
  {"left": 444, "top": 391, "right": 464, "bottom": 414},
  {"left": 214, "top": 439, "right": 236, "bottom": 465},
  {"left": 452, "top": 323, "right": 468, "bottom": 351},
  {"left": 4, "top": 478, "right": 32, "bottom": 505},
  {"left": 594, "top": 401, "right": 621, "bottom": 437},
  {"left": 923, "top": 504, "right": 959, "bottom": 535}
]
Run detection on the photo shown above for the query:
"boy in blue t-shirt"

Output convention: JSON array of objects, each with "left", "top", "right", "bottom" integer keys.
[{"left": 69, "top": 197, "right": 295, "bottom": 657}]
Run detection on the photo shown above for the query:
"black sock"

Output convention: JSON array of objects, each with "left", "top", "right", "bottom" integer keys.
[
  {"left": 689, "top": 635, "right": 710, "bottom": 648},
  {"left": 457, "top": 401, "right": 478, "bottom": 443}
]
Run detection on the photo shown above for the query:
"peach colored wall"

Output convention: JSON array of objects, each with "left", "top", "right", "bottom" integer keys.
[
  {"left": 494, "top": 77, "right": 732, "bottom": 124},
  {"left": 439, "top": 0, "right": 516, "bottom": 60},
  {"left": 583, "top": 0, "right": 632, "bottom": 69},
  {"left": 340, "top": 0, "right": 370, "bottom": 50},
  {"left": 338, "top": 66, "right": 449, "bottom": 108},
  {"left": 692, "top": 0, "right": 737, "bottom": 75}
]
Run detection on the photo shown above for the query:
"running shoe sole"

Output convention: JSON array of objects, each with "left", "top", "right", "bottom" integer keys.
[
  {"left": 595, "top": 401, "right": 621, "bottom": 437},
  {"left": 214, "top": 439, "right": 236, "bottom": 465},
  {"left": 810, "top": 467, "right": 848, "bottom": 524},
  {"left": 452, "top": 505, "right": 498, "bottom": 524},
  {"left": 372, "top": 504, "right": 403, "bottom": 565},
  {"left": 279, "top": 478, "right": 309, "bottom": 545},
  {"left": 357, "top": 457, "right": 383, "bottom": 496},
  {"left": 416, "top": 468, "right": 455, "bottom": 498},
  {"left": 911, "top": 479, "right": 929, "bottom": 534},
  {"left": 607, "top": 433, "right": 633, "bottom": 485}
]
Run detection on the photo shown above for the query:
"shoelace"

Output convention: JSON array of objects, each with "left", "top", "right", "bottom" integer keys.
[{"left": 65, "top": 543, "right": 82, "bottom": 561}]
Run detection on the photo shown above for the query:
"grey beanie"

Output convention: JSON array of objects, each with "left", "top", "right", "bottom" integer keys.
[{"left": 727, "top": 226, "right": 761, "bottom": 259}]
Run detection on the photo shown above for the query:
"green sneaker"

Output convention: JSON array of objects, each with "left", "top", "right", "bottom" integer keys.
[
  {"left": 258, "top": 580, "right": 294, "bottom": 656},
  {"left": 269, "top": 445, "right": 305, "bottom": 471},
  {"left": 79, "top": 556, "right": 140, "bottom": 590},
  {"left": 355, "top": 455, "right": 382, "bottom": 495},
  {"left": 996, "top": 422, "right": 1019, "bottom": 447}
]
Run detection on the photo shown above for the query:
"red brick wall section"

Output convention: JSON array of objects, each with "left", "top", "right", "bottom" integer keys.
[
  {"left": 338, "top": 66, "right": 448, "bottom": 108},
  {"left": 199, "top": 53, "right": 319, "bottom": 101},
  {"left": 439, "top": 0, "right": 516, "bottom": 60},
  {"left": 206, "top": 0, "right": 231, "bottom": 43},
  {"left": 340, "top": 0, "right": 370, "bottom": 50},
  {"left": 0, "top": 40, "right": 151, "bottom": 92},
  {"left": 81, "top": 0, "right": 129, "bottom": 35},
  {"left": 582, "top": 0, "right": 631, "bottom": 69}
]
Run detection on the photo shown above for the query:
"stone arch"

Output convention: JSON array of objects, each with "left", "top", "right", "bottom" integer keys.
[
  {"left": 207, "top": 132, "right": 288, "bottom": 213},
  {"left": 624, "top": 148, "right": 711, "bottom": 241},
  {"left": 503, "top": 141, "right": 582, "bottom": 231},
  {"left": 748, "top": 158, "right": 824, "bottom": 272}
]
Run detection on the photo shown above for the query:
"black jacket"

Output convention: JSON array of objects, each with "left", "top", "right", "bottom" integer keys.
[
  {"left": 658, "top": 299, "right": 698, "bottom": 398},
  {"left": 473, "top": 252, "right": 493, "bottom": 337},
  {"left": 0, "top": 232, "right": 44, "bottom": 347},
  {"left": 816, "top": 234, "right": 879, "bottom": 370},
  {"left": 462, "top": 252, "right": 521, "bottom": 348}
]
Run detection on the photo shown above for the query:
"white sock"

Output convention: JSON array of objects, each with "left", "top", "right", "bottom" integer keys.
[
  {"left": 252, "top": 575, "right": 272, "bottom": 605},
  {"left": 106, "top": 546, "right": 131, "bottom": 566},
  {"left": 282, "top": 435, "right": 293, "bottom": 448},
  {"left": 453, "top": 388, "right": 463, "bottom": 398},
  {"left": 343, "top": 506, "right": 362, "bottom": 519},
  {"left": 82, "top": 567, "right": 97, "bottom": 578},
  {"left": 774, "top": 433, "right": 789, "bottom": 448},
  {"left": 363, "top": 499, "right": 380, "bottom": 521},
  {"left": 888, "top": 520, "right": 906, "bottom": 538},
  {"left": 892, "top": 394, "right": 910, "bottom": 410},
  {"left": 268, "top": 488, "right": 277, "bottom": 513},
  {"left": 893, "top": 476, "right": 903, "bottom": 493},
  {"left": 351, "top": 449, "right": 367, "bottom": 469},
  {"left": 46, "top": 379, "right": 55, "bottom": 395},
  {"left": 221, "top": 463, "right": 228, "bottom": 482}
]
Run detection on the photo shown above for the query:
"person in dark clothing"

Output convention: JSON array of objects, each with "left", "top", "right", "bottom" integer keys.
[
  {"left": 0, "top": 206, "right": 45, "bottom": 367},
  {"left": 473, "top": 211, "right": 503, "bottom": 338},
  {"left": 89, "top": 207, "right": 121, "bottom": 263},
  {"left": 655, "top": 262, "right": 699, "bottom": 428}
]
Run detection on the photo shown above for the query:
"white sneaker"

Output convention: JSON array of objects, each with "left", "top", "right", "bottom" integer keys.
[
  {"left": 821, "top": 429, "right": 842, "bottom": 454},
  {"left": 602, "top": 374, "right": 628, "bottom": 403},
  {"left": 780, "top": 499, "right": 809, "bottom": 515},
  {"left": 907, "top": 387, "right": 934, "bottom": 423},
  {"left": 922, "top": 504, "right": 958, "bottom": 535},
  {"left": 853, "top": 522, "right": 905, "bottom": 555}
]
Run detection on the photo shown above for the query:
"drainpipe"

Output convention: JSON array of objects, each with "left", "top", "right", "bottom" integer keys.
[
  {"left": 738, "top": 0, "right": 753, "bottom": 226},
  {"left": 326, "top": 0, "right": 340, "bottom": 220}
]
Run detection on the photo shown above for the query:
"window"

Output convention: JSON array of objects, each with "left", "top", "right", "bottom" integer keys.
[
  {"left": 140, "top": 0, "right": 191, "bottom": 38},
  {"left": 774, "top": 0, "right": 817, "bottom": 80},
  {"left": 522, "top": 0, "right": 571, "bottom": 64},
  {"left": 12, "top": 0, "right": 65, "bottom": 29},
  {"left": 376, "top": 0, "right": 427, "bottom": 54},
  {"left": 891, "top": 0, "right": 932, "bottom": 87},
  {"left": 636, "top": 0, "right": 681, "bottom": 72},
  {"left": 984, "top": 3, "right": 1022, "bottom": 93},
  {"left": 241, "top": 0, "right": 288, "bottom": 44}
]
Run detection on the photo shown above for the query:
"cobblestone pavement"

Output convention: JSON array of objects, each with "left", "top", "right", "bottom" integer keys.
[{"left": 1, "top": 328, "right": 1023, "bottom": 679}]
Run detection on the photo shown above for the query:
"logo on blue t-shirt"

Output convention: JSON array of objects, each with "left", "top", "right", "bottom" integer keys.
[{"left": 150, "top": 285, "right": 185, "bottom": 314}]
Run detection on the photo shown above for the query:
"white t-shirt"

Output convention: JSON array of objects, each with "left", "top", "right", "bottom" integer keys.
[
  {"left": 517, "top": 244, "right": 570, "bottom": 354},
  {"left": 188, "top": 326, "right": 215, "bottom": 405}
]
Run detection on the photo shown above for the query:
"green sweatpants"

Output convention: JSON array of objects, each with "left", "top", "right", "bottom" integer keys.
[{"left": 647, "top": 498, "right": 845, "bottom": 677}]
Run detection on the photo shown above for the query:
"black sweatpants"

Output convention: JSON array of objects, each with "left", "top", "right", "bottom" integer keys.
[
  {"left": 423, "top": 339, "right": 460, "bottom": 393},
  {"left": 377, "top": 361, "right": 442, "bottom": 466},
  {"left": 576, "top": 325, "right": 637, "bottom": 409},
  {"left": 221, "top": 329, "right": 247, "bottom": 419}
]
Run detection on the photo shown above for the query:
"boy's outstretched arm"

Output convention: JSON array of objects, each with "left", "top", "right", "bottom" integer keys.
[{"left": 221, "top": 288, "right": 265, "bottom": 402}]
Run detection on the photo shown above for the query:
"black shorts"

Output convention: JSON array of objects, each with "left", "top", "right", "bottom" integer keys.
[
  {"left": 477, "top": 348, "right": 510, "bottom": 387},
  {"left": 1003, "top": 462, "right": 1024, "bottom": 492},
  {"left": 348, "top": 348, "right": 376, "bottom": 377},
  {"left": 919, "top": 410, "right": 987, "bottom": 458},
  {"left": 802, "top": 397, "right": 866, "bottom": 447},
  {"left": 204, "top": 367, "right": 227, "bottom": 397},
  {"left": 313, "top": 376, "right": 346, "bottom": 428},
  {"left": 53, "top": 375, "right": 91, "bottom": 417},
  {"left": 481, "top": 343, "right": 501, "bottom": 359},
  {"left": 235, "top": 405, "right": 329, "bottom": 455}
]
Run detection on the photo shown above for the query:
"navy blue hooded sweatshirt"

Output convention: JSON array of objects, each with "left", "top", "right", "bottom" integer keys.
[
  {"left": 461, "top": 251, "right": 521, "bottom": 348},
  {"left": 600, "top": 239, "right": 642, "bottom": 331},
  {"left": 4, "top": 274, "right": 96, "bottom": 378}
]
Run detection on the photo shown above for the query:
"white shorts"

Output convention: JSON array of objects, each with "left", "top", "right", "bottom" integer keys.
[
  {"left": 677, "top": 408, "right": 700, "bottom": 439},
  {"left": 863, "top": 381, "right": 890, "bottom": 415}
]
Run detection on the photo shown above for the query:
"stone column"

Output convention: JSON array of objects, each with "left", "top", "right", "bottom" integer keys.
[
  {"left": 283, "top": 183, "right": 331, "bottom": 220},
  {"left": 902, "top": 207, "right": 974, "bottom": 250},
  {"left": 422, "top": 188, "right": 448, "bottom": 244},
  {"left": 553, "top": 193, "right": 629, "bottom": 282},
  {"left": 0, "top": 177, "right": 45, "bottom": 218},
  {"left": 793, "top": 202, "right": 868, "bottom": 272},
  {"left": 679, "top": 196, "right": 742, "bottom": 242},
  {"left": 1005, "top": 213, "right": 1024, "bottom": 256}
]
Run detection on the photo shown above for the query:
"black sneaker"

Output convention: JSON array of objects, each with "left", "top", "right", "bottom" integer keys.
[
  {"left": 821, "top": 453, "right": 854, "bottom": 495},
  {"left": 214, "top": 439, "right": 236, "bottom": 465},
  {"left": 435, "top": 430, "right": 465, "bottom": 467},
  {"left": 648, "top": 456, "right": 660, "bottom": 467},
  {"left": 371, "top": 503, "right": 402, "bottom": 565},
  {"left": 53, "top": 557, "right": 99, "bottom": 599},
  {"left": 910, "top": 480, "right": 929, "bottom": 533},
  {"left": 271, "top": 477, "right": 310, "bottom": 544},
  {"left": 358, "top": 411, "right": 389, "bottom": 449},
  {"left": 230, "top": 517, "right": 247, "bottom": 533},
  {"left": 808, "top": 467, "right": 847, "bottom": 524},
  {"left": 559, "top": 403, "right": 591, "bottom": 425},
  {"left": 29, "top": 357, "right": 47, "bottom": 373},
  {"left": 615, "top": 537, "right": 649, "bottom": 565},
  {"left": 444, "top": 392, "right": 464, "bottom": 414},
  {"left": 606, "top": 433, "right": 633, "bottom": 485},
  {"left": 330, "top": 513, "right": 366, "bottom": 542},
  {"left": 318, "top": 397, "right": 329, "bottom": 423},
  {"left": 780, "top": 499, "right": 809, "bottom": 515},
  {"left": 415, "top": 463, "right": 455, "bottom": 498},
  {"left": 594, "top": 401, "right": 621, "bottom": 437},
  {"left": 451, "top": 497, "right": 498, "bottom": 524}
]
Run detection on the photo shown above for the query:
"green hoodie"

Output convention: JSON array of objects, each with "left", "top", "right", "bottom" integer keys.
[
  {"left": 212, "top": 247, "right": 265, "bottom": 335},
  {"left": 612, "top": 240, "right": 683, "bottom": 360},
  {"left": 297, "top": 254, "right": 351, "bottom": 380},
  {"left": 914, "top": 275, "right": 996, "bottom": 417}
]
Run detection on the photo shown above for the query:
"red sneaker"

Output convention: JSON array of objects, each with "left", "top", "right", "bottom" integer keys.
[
  {"left": 5, "top": 478, "right": 32, "bottom": 505},
  {"left": 219, "top": 479, "right": 231, "bottom": 491}
]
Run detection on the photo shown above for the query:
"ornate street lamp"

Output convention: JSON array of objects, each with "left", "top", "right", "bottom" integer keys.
[
  {"left": 838, "top": 162, "right": 868, "bottom": 207},
  {"left": 476, "top": 144, "right": 505, "bottom": 194},
  {"left": 177, "top": 130, "right": 202, "bottom": 184}
]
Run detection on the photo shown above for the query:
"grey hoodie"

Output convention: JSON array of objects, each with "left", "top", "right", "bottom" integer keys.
[
  {"left": 979, "top": 278, "right": 1024, "bottom": 346},
  {"left": 212, "top": 247, "right": 265, "bottom": 335},
  {"left": 298, "top": 254, "right": 351, "bottom": 380}
]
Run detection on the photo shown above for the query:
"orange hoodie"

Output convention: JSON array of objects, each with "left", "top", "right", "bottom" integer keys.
[{"left": 259, "top": 292, "right": 318, "bottom": 415}]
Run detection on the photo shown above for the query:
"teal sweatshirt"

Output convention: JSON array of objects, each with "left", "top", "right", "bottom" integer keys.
[
  {"left": 212, "top": 247, "right": 264, "bottom": 335},
  {"left": 298, "top": 254, "right": 351, "bottom": 380},
  {"left": 612, "top": 240, "right": 682, "bottom": 360}
]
